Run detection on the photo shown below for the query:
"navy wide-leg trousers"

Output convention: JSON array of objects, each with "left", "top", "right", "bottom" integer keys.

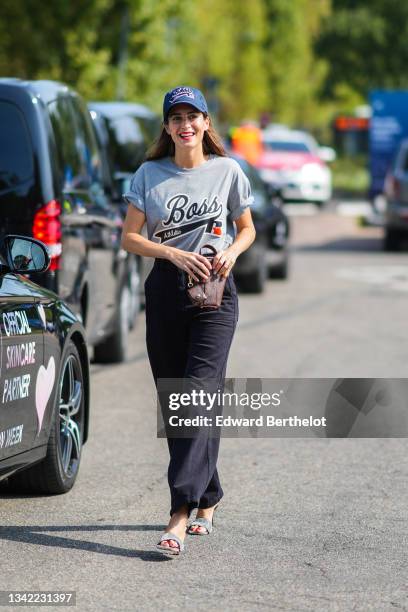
[{"left": 145, "top": 259, "right": 238, "bottom": 516}]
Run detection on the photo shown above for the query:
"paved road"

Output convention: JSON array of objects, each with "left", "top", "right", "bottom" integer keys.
[{"left": 1, "top": 206, "right": 407, "bottom": 611}]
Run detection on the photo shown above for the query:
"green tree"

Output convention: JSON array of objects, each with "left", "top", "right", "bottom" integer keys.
[
  {"left": 316, "top": 0, "right": 408, "bottom": 102},
  {"left": 192, "top": 0, "right": 271, "bottom": 124},
  {"left": 263, "top": 0, "right": 330, "bottom": 126},
  {"left": 119, "top": 0, "right": 197, "bottom": 111},
  {"left": 0, "top": 0, "right": 114, "bottom": 97},
  {"left": 0, "top": 0, "right": 197, "bottom": 105},
  {"left": 0, "top": 0, "right": 341, "bottom": 129}
]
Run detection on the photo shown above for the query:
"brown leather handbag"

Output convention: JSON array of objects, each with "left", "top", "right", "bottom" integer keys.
[{"left": 187, "top": 245, "right": 227, "bottom": 309}]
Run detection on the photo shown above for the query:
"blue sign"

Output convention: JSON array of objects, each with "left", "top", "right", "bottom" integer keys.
[{"left": 369, "top": 90, "right": 408, "bottom": 197}]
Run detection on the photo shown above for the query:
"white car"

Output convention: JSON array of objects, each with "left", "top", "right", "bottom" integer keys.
[{"left": 257, "top": 129, "right": 335, "bottom": 205}]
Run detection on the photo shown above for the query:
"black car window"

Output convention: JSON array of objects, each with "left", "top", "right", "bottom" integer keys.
[
  {"left": 90, "top": 115, "right": 115, "bottom": 193},
  {"left": 138, "top": 116, "right": 161, "bottom": 145},
  {"left": 264, "top": 140, "right": 310, "bottom": 153},
  {"left": 70, "top": 96, "right": 103, "bottom": 187},
  {"left": 48, "top": 96, "right": 103, "bottom": 191},
  {"left": 48, "top": 97, "right": 84, "bottom": 190},
  {"left": 109, "top": 116, "right": 145, "bottom": 172},
  {"left": 0, "top": 101, "right": 34, "bottom": 191},
  {"left": 233, "top": 156, "right": 264, "bottom": 190},
  {"left": 231, "top": 155, "right": 266, "bottom": 210},
  {"left": 247, "top": 165, "right": 264, "bottom": 192}
]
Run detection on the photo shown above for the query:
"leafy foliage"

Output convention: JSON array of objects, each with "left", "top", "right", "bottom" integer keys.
[
  {"left": 316, "top": 1, "right": 408, "bottom": 99},
  {"left": 0, "top": 1, "right": 404, "bottom": 129}
]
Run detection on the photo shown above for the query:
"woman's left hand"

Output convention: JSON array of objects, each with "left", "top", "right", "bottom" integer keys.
[{"left": 212, "top": 248, "right": 237, "bottom": 278}]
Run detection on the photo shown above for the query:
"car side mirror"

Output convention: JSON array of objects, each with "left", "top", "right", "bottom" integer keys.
[
  {"left": 318, "top": 146, "right": 336, "bottom": 163},
  {"left": 3, "top": 235, "right": 50, "bottom": 273}
]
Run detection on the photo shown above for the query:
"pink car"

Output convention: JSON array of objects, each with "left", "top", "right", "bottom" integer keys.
[{"left": 256, "top": 129, "right": 334, "bottom": 205}]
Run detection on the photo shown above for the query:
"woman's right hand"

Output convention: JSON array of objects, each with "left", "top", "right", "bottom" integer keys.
[{"left": 166, "top": 248, "right": 212, "bottom": 282}]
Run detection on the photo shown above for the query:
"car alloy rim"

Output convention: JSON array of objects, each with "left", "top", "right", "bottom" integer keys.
[{"left": 58, "top": 354, "right": 82, "bottom": 478}]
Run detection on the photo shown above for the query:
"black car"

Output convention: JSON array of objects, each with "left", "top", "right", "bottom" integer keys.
[
  {"left": 232, "top": 155, "right": 290, "bottom": 285},
  {"left": 383, "top": 138, "right": 408, "bottom": 250},
  {"left": 0, "top": 235, "right": 89, "bottom": 493},
  {"left": 88, "top": 106, "right": 141, "bottom": 325},
  {"left": 230, "top": 172, "right": 269, "bottom": 294},
  {"left": 0, "top": 79, "right": 137, "bottom": 362},
  {"left": 263, "top": 182, "right": 290, "bottom": 279},
  {"left": 88, "top": 101, "right": 160, "bottom": 181},
  {"left": 88, "top": 102, "right": 161, "bottom": 300}
]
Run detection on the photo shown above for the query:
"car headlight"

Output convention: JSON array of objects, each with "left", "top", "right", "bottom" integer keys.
[{"left": 300, "top": 163, "right": 328, "bottom": 180}]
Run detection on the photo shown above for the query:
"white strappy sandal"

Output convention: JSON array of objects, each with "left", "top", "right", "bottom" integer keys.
[
  {"left": 156, "top": 532, "right": 185, "bottom": 556},
  {"left": 187, "top": 504, "right": 219, "bottom": 535}
]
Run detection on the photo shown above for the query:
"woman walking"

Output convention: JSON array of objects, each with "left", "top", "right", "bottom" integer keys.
[{"left": 121, "top": 86, "right": 255, "bottom": 556}]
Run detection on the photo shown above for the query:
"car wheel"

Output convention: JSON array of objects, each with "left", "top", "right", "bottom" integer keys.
[
  {"left": 269, "top": 255, "right": 289, "bottom": 279},
  {"left": 93, "top": 281, "right": 130, "bottom": 363},
  {"left": 7, "top": 342, "right": 85, "bottom": 494},
  {"left": 239, "top": 257, "right": 267, "bottom": 293},
  {"left": 384, "top": 228, "right": 401, "bottom": 252}
]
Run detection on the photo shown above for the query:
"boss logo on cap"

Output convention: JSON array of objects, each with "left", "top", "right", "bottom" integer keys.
[{"left": 169, "top": 87, "right": 195, "bottom": 103}]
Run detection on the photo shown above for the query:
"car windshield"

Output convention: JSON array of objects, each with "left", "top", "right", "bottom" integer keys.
[
  {"left": 264, "top": 140, "right": 311, "bottom": 153},
  {"left": 0, "top": 101, "right": 34, "bottom": 190},
  {"left": 108, "top": 116, "right": 145, "bottom": 172}
]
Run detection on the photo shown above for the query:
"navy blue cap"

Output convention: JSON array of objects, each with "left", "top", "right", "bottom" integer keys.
[{"left": 163, "top": 86, "right": 208, "bottom": 121}]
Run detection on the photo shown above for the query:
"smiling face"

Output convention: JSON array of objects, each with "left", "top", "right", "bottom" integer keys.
[{"left": 164, "top": 103, "right": 210, "bottom": 152}]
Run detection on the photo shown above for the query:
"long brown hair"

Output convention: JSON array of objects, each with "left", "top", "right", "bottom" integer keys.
[{"left": 146, "top": 114, "right": 227, "bottom": 160}]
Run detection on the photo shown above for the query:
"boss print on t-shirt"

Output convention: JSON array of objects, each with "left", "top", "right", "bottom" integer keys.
[{"left": 154, "top": 193, "right": 223, "bottom": 243}]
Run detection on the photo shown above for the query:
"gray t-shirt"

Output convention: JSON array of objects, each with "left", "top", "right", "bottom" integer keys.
[{"left": 123, "top": 155, "right": 253, "bottom": 253}]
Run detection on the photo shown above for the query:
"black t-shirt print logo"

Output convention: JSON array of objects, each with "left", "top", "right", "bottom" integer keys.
[{"left": 154, "top": 194, "right": 222, "bottom": 243}]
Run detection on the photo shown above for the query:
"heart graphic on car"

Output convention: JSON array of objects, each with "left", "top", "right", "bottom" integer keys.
[{"left": 35, "top": 357, "right": 56, "bottom": 435}]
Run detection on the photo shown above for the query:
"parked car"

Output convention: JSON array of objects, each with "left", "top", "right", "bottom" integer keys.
[
  {"left": 383, "top": 138, "right": 408, "bottom": 250},
  {"left": 88, "top": 101, "right": 160, "bottom": 193},
  {"left": 87, "top": 106, "right": 141, "bottom": 325},
  {"left": 0, "top": 78, "right": 136, "bottom": 362},
  {"left": 88, "top": 102, "right": 161, "bottom": 302},
  {"left": 219, "top": 155, "right": 267, "bottom": 293},
  {"left": 257, "top": 128, "right": 333, "bottom": 205},
  {"left": 0, "top": 235, "right": 89, "bottom": 493},
  {"left": 233, "top": 155, "right": 290, "bottom": 280}
]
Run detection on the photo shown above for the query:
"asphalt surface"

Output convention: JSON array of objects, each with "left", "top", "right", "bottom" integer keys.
[{"left": 1, "top": 203, "right": 407, "bottom": 611}]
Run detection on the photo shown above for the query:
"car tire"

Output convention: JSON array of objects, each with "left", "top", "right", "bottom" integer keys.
[
  {"left": 7, "top": 342, "right": 85, "bottom": 494},
  {"left": 93, "top": 281, "right": 130, "bottom": 363},
  {"left": 269, "top": 255, "right": 289, "bottom": 279},
  {"left": 239, "top": 257, "right": 267, "bottom": 293},
  {"left": 384, "top": 228, "right": 401, "bottom": 252}
]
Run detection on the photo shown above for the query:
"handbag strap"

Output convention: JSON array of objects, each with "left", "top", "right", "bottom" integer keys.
[{"left": 199, "top": 244, "right": 218, "bottom": 257}]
